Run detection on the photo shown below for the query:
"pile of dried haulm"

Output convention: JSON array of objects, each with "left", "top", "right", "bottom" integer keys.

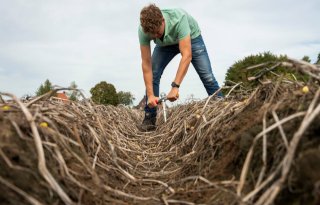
[{"left": 0, "top": 58, "right": 320, "bottom": 205}]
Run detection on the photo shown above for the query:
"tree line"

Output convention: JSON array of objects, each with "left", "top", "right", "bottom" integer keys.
[{"left": 34, "top": 80, "right": 135, "bottom": 106}]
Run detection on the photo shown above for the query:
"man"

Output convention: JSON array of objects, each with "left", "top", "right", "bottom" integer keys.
[{"left": 139, "top": 4, "right": 222, "bottom": 131}]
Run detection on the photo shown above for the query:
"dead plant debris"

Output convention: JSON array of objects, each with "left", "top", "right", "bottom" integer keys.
[{"left": 0, "top": 59, "right": 319, "bottom": 205}]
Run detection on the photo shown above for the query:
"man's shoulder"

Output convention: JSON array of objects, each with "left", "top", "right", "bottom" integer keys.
[
  {"left": 162, "top": 8, "right": 189, "bottom": 24},
  {"left": 138, "top": 25, "right": 151, "bottom": 45},
  {"left": 161, "top": 8, "right": 187, "bottom": 15}
]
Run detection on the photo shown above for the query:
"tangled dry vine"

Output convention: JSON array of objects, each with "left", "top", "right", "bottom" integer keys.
[{"left": 0, "top": 59, "right": 319, "bottom": 205}]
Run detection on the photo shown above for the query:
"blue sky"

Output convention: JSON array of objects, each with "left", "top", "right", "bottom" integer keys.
[{"left": 0, "top": 0, "right": 319, "bottom": 104}]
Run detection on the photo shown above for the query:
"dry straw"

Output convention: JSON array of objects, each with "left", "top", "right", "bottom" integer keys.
[{"left": 0, "top": 59, "right": 319, "bottom": 204}]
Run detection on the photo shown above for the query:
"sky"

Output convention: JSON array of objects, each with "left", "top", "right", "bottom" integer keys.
[{"left": 0, "top": 0, "right": 319, "bottom": 105}]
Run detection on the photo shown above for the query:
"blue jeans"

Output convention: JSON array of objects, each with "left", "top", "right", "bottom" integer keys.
[{"left": 145, "top": 35, "right": 222, "bottom": 114}]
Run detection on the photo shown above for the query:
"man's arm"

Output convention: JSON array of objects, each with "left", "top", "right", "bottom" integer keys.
[
  {"left": 175, "top": 34, "right": 192, "bottom": 84},
  {"left": 140, "top": 45, "right": 158, "bottom": 107},
  {"left": 167, "top": 35, "right": 192, "bottom": 101}
]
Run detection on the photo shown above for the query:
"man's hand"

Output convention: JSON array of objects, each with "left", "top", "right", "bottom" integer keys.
[
  {"left": 167, "top": 87, "right": 179, "bottom": 102},
  {"left": 147, "top": 95, "right": 159, "bottom": 108}
]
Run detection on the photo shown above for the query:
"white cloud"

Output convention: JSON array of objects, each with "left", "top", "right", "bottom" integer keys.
[{"left": 0, "top": 0, "right": 319, "bottom": 103}]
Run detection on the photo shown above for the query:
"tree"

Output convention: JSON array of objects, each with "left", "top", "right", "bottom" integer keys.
[
  {"left": 316, "top": 53, "right": 320, "bottom": 65},
  {"left": 117, "top": 91, "right": 135, "bottom": 106},
  {"left": 301, "top": 55, "right": 311, "bottom": 63},
  {"left": 90, "top": 81, "right": 119, "bottom": 105},
  {"left": 224, "top": 52, "right": 309, "bottom": 93},
  {"left": 36, "top": 79, "right": 53, "bottom": 96},
  {"left": 67, "top": 81, "right": 80, "bottom": 101},
  {"left": 224, "top": 52, "right": 286, "bottom": 88}
]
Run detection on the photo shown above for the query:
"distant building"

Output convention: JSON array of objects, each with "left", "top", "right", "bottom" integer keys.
[{"left": 51, "top": 91, "right": 69, "bottom": 103}]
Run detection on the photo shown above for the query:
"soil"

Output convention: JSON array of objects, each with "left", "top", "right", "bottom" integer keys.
[{"left": 0, "top": 82, "right": 319, "bottom": 205}]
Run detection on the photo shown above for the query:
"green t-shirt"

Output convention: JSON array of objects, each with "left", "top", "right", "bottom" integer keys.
[{"left": 138, "top": 9, "right": 201, "bottom": 46}]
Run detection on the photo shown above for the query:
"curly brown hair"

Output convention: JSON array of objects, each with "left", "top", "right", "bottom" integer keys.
[{"left": 140, "top": 4, "right": 163, "bottom": 34}]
